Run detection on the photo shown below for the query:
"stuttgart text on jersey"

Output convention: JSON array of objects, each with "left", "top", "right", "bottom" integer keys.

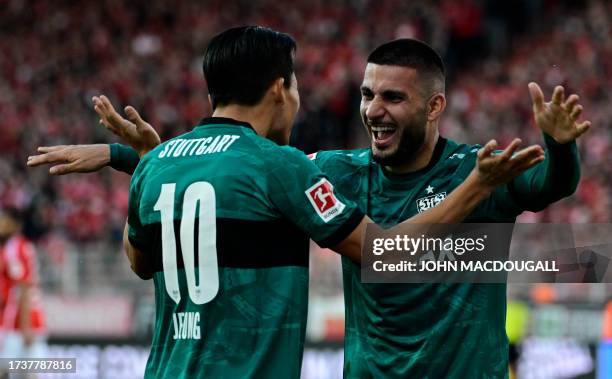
[{"left": 158, "top": 135, "right": 241, "bottom": 159}]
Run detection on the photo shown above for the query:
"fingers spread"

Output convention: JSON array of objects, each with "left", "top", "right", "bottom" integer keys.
[{"left": 528, "top": 82, "right": 545, "bottom": 112}]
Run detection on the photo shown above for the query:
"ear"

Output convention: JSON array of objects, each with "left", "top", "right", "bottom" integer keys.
[
  {"left": 427, "top": 93, "right": 446, "bottom": 122},
  {"left": 269, "top": 77, "right": 286, "bottom": 104}
]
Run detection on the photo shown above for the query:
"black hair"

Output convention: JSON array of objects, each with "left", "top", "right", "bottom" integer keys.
[
  {"left": 367, "top": 39, "right": 445, "bottom": 94},
  {"left": 203, "top": 26, "right": 297, "bottom": 110}
]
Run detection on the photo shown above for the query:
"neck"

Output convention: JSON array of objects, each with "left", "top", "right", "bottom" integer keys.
[
  {"left": 384, "top": 125, "right": 439, "bottom": 174},
  {"left": 212, "top": 104, "right": 274, "bottom": 138}
]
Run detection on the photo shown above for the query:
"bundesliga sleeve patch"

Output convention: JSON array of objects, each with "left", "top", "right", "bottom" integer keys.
[
  {"left": 305, "top": 178, "right": 346, "bottom": 223},
  {"left": 307, "top": 152, "right": 318, "bottom": 160}
]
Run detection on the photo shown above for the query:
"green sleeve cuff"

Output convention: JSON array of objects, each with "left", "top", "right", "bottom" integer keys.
[
  {"left": 507, "top": 132, "right": 580, "bottom": 212},
  {"left": 542, "top": 133, "right": 578, "bottom": 154},
  {"left": 110, "top": 144, "right": 140, "bottom": 175}
]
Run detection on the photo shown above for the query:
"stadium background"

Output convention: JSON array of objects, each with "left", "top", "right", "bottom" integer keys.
[{"left": 1, "top": 0, "right": 611, "bottom": 377}]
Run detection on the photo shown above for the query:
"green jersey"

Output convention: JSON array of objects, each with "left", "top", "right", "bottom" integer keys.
[
  {"left": 127, "top": 118, "right": 363, "bottom": 379},
  {"left": 313, "top": 135, "right": 579, "bottom": 379}
]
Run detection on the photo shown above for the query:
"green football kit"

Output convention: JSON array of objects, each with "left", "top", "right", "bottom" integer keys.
[
  {"left": 312, "top": 135, "right": 579, "bottom": 378},
  {"left": 113, "top": 128, "right": 579, "bottom": 378},
  {"left": 126, "top": 117, "right": 363, "bottom": 378}
]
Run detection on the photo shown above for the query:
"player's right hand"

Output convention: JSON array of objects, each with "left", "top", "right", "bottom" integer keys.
[
  {"left": 92, "top": 95, "right": 161, "bottom": 157},
  {"left": 27, "top": 144, "right": 110, "bottom": 175},
  {"left": 475, "top": 138, "right": 545, "bottom": 188}
]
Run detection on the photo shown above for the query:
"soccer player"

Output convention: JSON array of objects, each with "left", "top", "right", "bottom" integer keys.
[
  {"left": 27, "top": 34, "right": 580, "bottom": 378},
  {"left": 330, "top": 40, "right": 588, "bottom": 378},
  {"left": 128, "top": 26, "right": 543, "bottom": 378},
  {"left": 0, "top": 208, "right": 47, "bottom": 364}
]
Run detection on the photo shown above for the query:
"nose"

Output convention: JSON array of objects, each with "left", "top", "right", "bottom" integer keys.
[{"left": 365, "top": 96, "right": 385, "bottom": 121}]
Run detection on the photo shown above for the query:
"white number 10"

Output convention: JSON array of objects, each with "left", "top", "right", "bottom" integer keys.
[{"left": 154, "top": 182, "right": 219, "bottom": 305}]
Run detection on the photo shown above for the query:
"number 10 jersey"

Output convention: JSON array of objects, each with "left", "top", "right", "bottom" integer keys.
[{"left": 127, "top": 117, "right": 363, "bottom": 379}]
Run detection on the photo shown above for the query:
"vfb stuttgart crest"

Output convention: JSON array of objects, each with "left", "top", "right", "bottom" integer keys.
[
  {"left": 305, "top": 179, "right": 345, "bottom": 222},
  {"left": 416, "top": 192, "right": 447, "bottom": 213}
]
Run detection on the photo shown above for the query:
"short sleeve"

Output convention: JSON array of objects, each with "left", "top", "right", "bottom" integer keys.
[{"left": 266, "top": 147, "right": 364, "bottom": 247}]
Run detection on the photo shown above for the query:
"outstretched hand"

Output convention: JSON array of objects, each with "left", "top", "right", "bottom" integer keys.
[
  {"left": 27, "top": 145, "right": 110, "bottom": 175},
  {"left": 92, "top": 95, "right": 161, "bottom": 157},
  {"left": 528, "top": 82, "right": 591, "bottom": 144},
  {"left": 476, "top": 138, "right": 544, "bottom": 188}
]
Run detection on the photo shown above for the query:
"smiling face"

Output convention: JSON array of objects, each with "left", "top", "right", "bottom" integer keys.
[{"left": 360, "top": 64, "right": 429, "bottom": 166}]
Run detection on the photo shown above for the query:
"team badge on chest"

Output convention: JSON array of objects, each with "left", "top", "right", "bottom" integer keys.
[{"left": 416, "top": 186, "right": 447, "bottom": 213}]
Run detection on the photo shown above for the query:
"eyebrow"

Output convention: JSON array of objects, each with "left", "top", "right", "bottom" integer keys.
[
  {"left": 381, "top": 90, "right": 406, "bottom": 99},
  {"left": 360, "top": 86, "right": 407, "bottom": 98}
]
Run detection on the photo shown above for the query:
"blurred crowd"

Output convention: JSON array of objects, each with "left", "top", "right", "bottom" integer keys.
[{"left": 0, "top": 0, "right": 610, "bottom": 287}]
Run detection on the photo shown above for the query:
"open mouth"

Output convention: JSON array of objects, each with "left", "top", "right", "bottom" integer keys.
[{"left": 371, "top": 126, "right": 397, "bottom": 148}]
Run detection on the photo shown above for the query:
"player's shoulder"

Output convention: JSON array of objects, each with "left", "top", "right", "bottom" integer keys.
[
  {"left": 131, "top": 137, "right": 177, "bottom": 179},
  {"left": 266, "top": 144, "right": 317, "bottom": 171},
  {"left": 311, "top": 148, "right": 371, "bottom": 170},
  {"left": 206, "top": 128, "right": 302, "bottom": 164}
]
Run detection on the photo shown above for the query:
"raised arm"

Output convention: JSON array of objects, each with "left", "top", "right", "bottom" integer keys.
[
  {"left": 504, "top": 83, "right": 591, "bottom": 211},
  {"left": 333, "top": 138, "right": 545, "bottom": 263}
]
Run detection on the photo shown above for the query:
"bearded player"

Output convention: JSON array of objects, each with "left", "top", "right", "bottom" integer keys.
[{"left": 313, "top": 40, "right": 588, "bottom": 378}]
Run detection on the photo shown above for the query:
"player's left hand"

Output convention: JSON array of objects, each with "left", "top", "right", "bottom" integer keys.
[{"left": 528, "top": 82, "right": 592, "bottom": 144}]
